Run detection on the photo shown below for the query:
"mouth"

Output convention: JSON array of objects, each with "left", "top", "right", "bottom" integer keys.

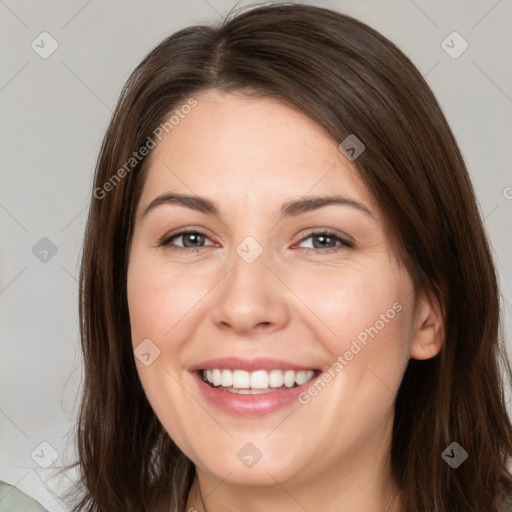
[
  {"left": 189, "top": 357, "right": 324, "bottom": 415},
  {"left": 197, "top": 368, "right": 322, "bottom": 394}
]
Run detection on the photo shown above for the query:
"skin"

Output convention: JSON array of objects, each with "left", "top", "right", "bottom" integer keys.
[{"left": 126, "top": 90, "right": 444, "bottom": 512}]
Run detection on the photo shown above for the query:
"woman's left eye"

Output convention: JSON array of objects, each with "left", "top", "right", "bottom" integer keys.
[
  {"left": 296, "top": 231, "right": 353, "bottom": 253},
  {"left": 159, "top": 229, "right": 352, "bottom": 253}
]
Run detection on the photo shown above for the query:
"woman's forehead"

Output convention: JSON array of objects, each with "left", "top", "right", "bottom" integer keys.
[{"left": 138, "top": 91, "right": 378, "bottom": 218}]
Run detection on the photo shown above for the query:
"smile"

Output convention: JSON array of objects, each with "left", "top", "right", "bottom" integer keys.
[
  {"left": 202, "top": 368, "right": 318, "bottom": 394},
  {"left": 189, "top": 357, "right": 323, "bottom": 415}
]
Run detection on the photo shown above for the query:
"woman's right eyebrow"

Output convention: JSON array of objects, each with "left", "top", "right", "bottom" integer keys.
[
  {"left": 142, "top": 193, "right": 219, "bottom": 218},
  {"left": 141, "top": 192, "right": 374, "bottom": 219}
]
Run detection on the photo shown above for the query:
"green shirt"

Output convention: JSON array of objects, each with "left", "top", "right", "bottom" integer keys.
[{"left": 0, "top": 481, "right": 49, "bottom": 512}]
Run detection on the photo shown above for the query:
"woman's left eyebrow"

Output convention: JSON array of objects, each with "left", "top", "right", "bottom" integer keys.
[
  {"left": 279, "top": 194, "right": 374, "bottom": 218},
  {"left": 141, "top": 192, "right": 374, "bottom": 219}
]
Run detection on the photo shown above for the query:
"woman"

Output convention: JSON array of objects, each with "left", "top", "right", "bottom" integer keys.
[{"left": 62, "top": 2, "right": 512, "bottom": 511}]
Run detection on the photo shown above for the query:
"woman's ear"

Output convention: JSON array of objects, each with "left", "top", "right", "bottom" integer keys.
[{"left": 409, "top": 287, "right": 445, "bottom": 360}]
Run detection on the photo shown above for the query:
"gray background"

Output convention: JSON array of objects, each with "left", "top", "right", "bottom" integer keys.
[{"left": 1, "top": 1, "right": 511, "bottom": 510}]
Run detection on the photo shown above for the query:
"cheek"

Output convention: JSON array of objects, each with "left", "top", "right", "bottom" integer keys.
[
  {"left": 127, "top": 252, "right": 210, "bottom": 349},
  {"left": 126, "top": 252, "right": 206, "bottom": 446},
  {"left": 285, "top": 263, "right": 413, "bottom": 446},
  {"left": 294, "top": 260, "right": 408, "bottom": 334},
  {"left": 286, "top": 259, "right": 413, "bottom": 386}
]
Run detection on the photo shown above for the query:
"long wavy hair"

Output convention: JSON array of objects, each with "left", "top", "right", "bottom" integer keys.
[{"left": 60, "top": 2, "right": 512, "bottom": 511}]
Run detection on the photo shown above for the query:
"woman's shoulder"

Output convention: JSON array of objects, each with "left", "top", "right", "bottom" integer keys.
[{"left": 0, "top": 480, "right": 49, "bottom": 512}]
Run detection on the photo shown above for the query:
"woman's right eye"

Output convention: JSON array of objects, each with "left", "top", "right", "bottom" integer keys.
[{"left": 160, "top": 230, "right": 215, "bottom": 252}]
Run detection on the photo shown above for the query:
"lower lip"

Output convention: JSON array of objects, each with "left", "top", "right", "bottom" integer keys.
[{"left": 191, "top": 371, "right": 321, "bottom": 417}]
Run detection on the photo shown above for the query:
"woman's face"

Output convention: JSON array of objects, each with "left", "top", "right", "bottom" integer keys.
[{"left": 127, "top": 90, "right": 436, "bottom": 490}]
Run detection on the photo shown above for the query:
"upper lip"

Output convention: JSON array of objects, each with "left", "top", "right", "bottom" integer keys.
[{"left": 189, "top": 357, "right": 320, "bottom": 373}]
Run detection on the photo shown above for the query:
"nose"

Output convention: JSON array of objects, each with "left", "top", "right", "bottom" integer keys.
[{"left": 210, "top": 243, "right": 291, "bottom": 336}]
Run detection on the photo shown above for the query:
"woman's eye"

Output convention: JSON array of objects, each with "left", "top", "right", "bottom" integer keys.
[
  {"left": 160, "top": 230, "right": 214, "bottom": 252},
  {"left": 297, "top": 231, "right": 353, "bottom": 253},
  {"left": 159, "top": 229, "right": 352, "bottom": 253}
]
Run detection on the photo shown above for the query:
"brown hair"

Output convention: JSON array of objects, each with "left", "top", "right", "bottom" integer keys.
[{"left": 60, "top": 2, "right": 512, "bottom": 511}]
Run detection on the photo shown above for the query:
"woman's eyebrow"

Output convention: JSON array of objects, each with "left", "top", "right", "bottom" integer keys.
[{"left": 141, "top": 192, "right": 374, "bottom": 219}]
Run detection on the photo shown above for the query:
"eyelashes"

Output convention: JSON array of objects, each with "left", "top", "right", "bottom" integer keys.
[
  {"left": 159, "top": 229, "right": 213, "bottom": 253},
  {"left": 158, "top": 227, "right": 353, "bottom": 254},
  {"left": 296, "top": 230, "right": 354, "bottom": 252}
]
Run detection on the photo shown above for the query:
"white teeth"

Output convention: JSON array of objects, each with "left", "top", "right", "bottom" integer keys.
[
  {"left": 284, "top": 370, "right": 295, "bottom": 388},
  {"left": 233, "top": 370, "right": 250, "bottom": 388},
  {"left": 221, "top": 369, "right": 232, "bottom": 387},
  {"left": 212, "top": 369, "right": 221, "bottom": 387},
  {"left": 202, "top": 368, "right": 316, "bottom": 390},
  {"left": 295, "top": 370, "right": 309, "bottom": 386},
  {"left": 250, "top": 370, "right": 268, "bottom": 389},
  {"left": 268, "top": 369, "right": 284, "bottom": 387}
]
